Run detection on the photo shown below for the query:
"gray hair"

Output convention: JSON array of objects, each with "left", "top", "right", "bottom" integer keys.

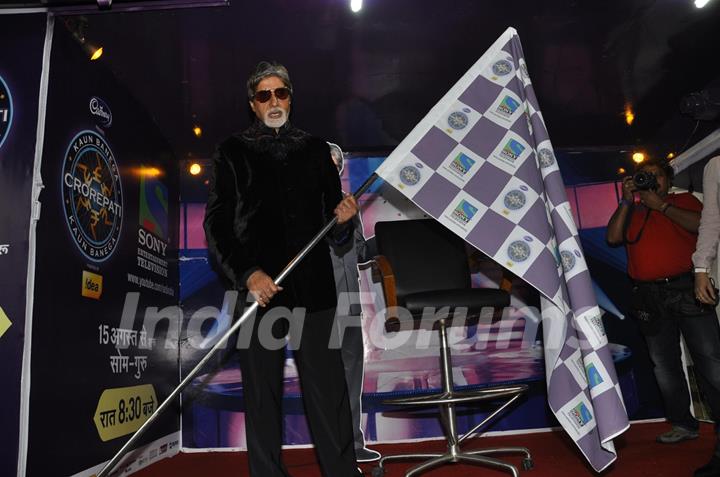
[
  {"left": 246, "top": 61, "right": 293, "bottom": 100},
  {"left": 327, "top": 142, "right": 344, "bottom": 173}
]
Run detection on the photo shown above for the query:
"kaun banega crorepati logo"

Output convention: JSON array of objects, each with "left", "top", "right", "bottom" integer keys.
[
  {"left": 62, "top": 130, "right": 123, "bottom": 262},
  {"left": 0, "top": 75, "right": 12, "bottom": 150}
]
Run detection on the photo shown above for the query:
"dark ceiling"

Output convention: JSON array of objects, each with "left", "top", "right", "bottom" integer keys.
[{"left": 27, "top": 0, "right": 720, "bottom": 158}]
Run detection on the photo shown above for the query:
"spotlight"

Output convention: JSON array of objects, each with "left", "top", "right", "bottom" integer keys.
[
  {"left": 192, "top": 126, "right": 202, "bottom": 138},
  {"left": 632, "top": 152, "right": 645, "bottom": 164},
  {"left": 131, "top": 167, "right": 161, "bottom": 177},
  {"left": 189, "top": 163, "right": 202, "bottom": 176},
  {"left": 624, "top": 105, "right": 635, "bottom": 126},
  {"left": 666, "top": 152, "right": 675, "bottom": 159},
  {"left": 350, "top": 0, "right": 362, "bottom": 12},
  {"left": 89, "top": 46, "right": 104, "bottom": 61},
  {"left": 618, "top": 167, "right": 626, "bottom": 175},
  {"left": 62, "top": 18, "right": 104, "bottom": 61},
  {"left": 695, "top": 0, "right": 712, "bottom": 8}
]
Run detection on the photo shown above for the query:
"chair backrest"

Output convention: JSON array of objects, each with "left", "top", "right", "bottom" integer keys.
[{"left": 375, "top": 219, "right": 471, "bottom": 306}]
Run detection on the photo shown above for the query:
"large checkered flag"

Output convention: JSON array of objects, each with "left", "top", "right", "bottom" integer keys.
[{"left": 375, "top": 27, "right": 629, "bottom": 471}]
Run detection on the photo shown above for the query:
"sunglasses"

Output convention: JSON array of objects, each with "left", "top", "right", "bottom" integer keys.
[{"left": 253, "top": 87, "right": 291, "bottom": 103}]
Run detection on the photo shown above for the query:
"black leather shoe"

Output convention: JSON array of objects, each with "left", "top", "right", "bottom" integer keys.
[{"left": 695, "top": 455, "right": 720, "bottom": 477}]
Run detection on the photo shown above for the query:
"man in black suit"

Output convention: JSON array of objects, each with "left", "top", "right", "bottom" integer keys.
[{"left": 204, "top": 61, "right": 361, "bottom": 477}]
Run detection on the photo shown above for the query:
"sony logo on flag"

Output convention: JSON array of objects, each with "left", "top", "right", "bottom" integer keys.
[
  {"left": 496, "top": 95, "right": 520, "bottom": 118},
  {"left": 568, "top": 402, "right": 593, "bottom": 427},
  {"left": 451, "top": 199, "right": 478, "bottom": 225},
  {"left": 501, "top": 139, "right": 526, "bottom": 163},
  {"left": 586, "top": 363, "right": 604, "bottom": 389},
  {"left": 449, "top": 152, "right": 476, "bottom": 175}
]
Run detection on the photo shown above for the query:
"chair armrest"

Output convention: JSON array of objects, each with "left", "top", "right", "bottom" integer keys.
[
  {"left": 370, "top": 255, "right": 398, "bottom": 308},
  {"left": 499, "top": 274, "right": 513, "bottom": 293}
]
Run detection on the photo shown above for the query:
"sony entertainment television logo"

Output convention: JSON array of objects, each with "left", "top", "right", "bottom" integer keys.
[
  {"left": 449, "top": 152, "right": 476, "bottom": 176},
  {"left": 451, "top": 199, "right": 478, "bottom": 225},
  {"left": 568, "top": 401, "right": 593, "bottom": 428},
  {"left": 0, "top": 75, "right": 13, "bottom": 150},
  {"left": 500, "top": 138, "right": 526, "bottom": 163},
  {"left": 496, "top": 95, "right": 520, "bottom": 118},
  {"left": 586, "top": 363, "right": 604, "bottom": 389},
  {"left": 90, "top": 96, "right": 113, "bottom": 127},
  {"left": 62, "top": 130, "right": 123, "bottom": 263}
]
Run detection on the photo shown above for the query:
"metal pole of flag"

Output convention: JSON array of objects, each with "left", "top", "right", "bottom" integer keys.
[{"left": 96, "top": 172, "right": 379, "bottom": 477}]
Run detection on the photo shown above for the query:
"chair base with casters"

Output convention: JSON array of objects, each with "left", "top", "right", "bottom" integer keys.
[
  {"left": 371, "top": 317, "right": 533, "bottom": 477},
  {"left": 368, "top": 219, "right": 534, "bottom": 477}
]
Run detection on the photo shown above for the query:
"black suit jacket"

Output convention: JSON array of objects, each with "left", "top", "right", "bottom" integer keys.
[{"left": 204, "top": 129, "right": 349, "bottom": 312}]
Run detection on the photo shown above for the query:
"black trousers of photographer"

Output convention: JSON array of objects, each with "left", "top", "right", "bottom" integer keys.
[
  {"left": 237, "top": 306, "right": 359, "bottom": 477},
  {"left": 632, "top": 273, "right": 720, "bottom": 449}
]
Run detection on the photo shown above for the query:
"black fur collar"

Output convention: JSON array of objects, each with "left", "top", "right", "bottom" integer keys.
[{"left": 238, "top": 120, "right": 311, "bottom": 160}]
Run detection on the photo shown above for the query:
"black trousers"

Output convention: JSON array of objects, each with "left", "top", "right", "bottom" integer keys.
[{"left": 238, "top": 307, "right": 360, "bottom": 477}]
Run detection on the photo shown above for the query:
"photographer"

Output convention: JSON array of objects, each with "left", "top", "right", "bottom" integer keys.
[{"left": 607, "top": 158, "right": 720, "bottom": 477}]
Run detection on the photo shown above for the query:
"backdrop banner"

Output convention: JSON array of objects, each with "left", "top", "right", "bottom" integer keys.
[
  {"left": 25, "top": 20, "right": 180, "bottom": 477},
  {"left": 0, "top": 13, "right": 48, "bottom": 477}
]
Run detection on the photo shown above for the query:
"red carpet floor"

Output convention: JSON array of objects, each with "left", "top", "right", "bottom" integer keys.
[{"left": 135, "top": 421, "right": 716, "bottom": 476}]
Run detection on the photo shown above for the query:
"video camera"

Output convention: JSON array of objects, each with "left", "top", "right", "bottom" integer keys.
[{"left": 680, "top": 88, "right": 720, "bottom": 121}]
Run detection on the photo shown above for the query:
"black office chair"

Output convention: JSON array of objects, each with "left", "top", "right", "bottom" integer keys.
[{"left": 369, "top": 219, "right": 533, "bottom": 477}]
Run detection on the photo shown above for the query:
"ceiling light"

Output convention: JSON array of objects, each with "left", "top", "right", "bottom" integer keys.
[
  {"left": 189, "top": 163, "right": 202, "bottom": 176},
  {"left": 695, "top": 0, "right": 712, "bottom": 8},
  {"left": 193, "top": 126, "right": 202, "bottom": 138},
  {"left": 90, "top": 46, "right": 104, "bottom": 61},
  {"left": 350, "top": 0, "right": 362, "bottom": 12},
  {"left": 132, "top": 167, "right": 161, "bottom": 177},
  {"left": 666, "top": 152, "right": 675, "bottom": 159},
  {"left": 632, "top": 152, "right": 645, "bottom": 164},
  {"left": 624, "top": 105, "right": 635, "bottom": 126},
  {"left": 618, "top": 167, "right": 626, "bottom": 175}
]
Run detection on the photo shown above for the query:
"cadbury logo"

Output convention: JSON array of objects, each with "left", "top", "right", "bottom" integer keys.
[{"left": 90, "top": 97, "right": 113, "bottom": 127}]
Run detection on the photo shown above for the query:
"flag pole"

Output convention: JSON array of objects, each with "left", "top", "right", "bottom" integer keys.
[{"left": 96, "top": 172, "right": 379, "bottom": 477}]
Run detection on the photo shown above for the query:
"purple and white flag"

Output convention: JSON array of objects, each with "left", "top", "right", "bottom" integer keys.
[{"left": 375, "top": 27, "right": 629, "bottom": 471}]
